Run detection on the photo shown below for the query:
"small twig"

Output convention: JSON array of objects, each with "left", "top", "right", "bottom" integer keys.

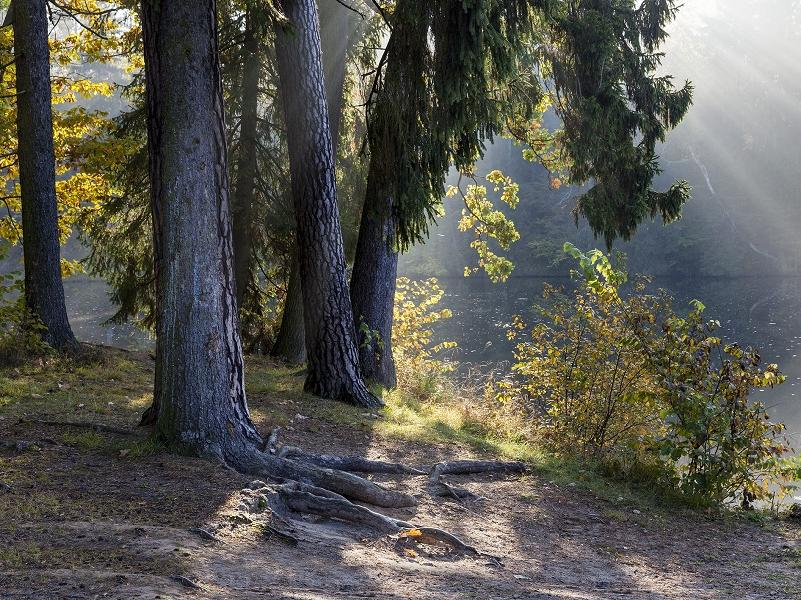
[{"left": 188, "top": 527, "right": 223, "bottom": 544}]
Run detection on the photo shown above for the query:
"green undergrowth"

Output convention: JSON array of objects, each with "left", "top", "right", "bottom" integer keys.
[{"left": 1, "top": 346, "right": 795, "bottom": 521}]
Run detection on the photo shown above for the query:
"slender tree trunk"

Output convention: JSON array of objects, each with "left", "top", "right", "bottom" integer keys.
[
  {"left": 140, "top": 0, "right": 260, "bottom": 455},
  {"left": 350, "top": 11, "right": 425, "bottom": 388},
  {"left": 350, "top": 176, "right": 398, "bottom": 387},
  {"left": 271, "top": 0, "right": 351, "bottom": 365},
  {"left": 13, "top": 0, "right": 77, "bottom": 350},
  {"left": 232, "top": 5, "right": 260, "bottom": 314},
  {"left": 271, "top": 253, "right": 306, "bottom": 363},
  {"left": 273, "top": 0, "right": 380, "bottom": 408}
]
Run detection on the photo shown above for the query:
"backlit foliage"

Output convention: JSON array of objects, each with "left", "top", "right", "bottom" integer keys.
[
  {"left": 447, "top": 169, "right": 521, "bottom": 283},
  {"left": 0, "top": 1, "right": 134, "bottom": 274},
  {"left": 392, "top": 277, "right": 457, "bottom": 391},
  {"left": 498, "top": 243, "right": 795, "bottom": 506}
]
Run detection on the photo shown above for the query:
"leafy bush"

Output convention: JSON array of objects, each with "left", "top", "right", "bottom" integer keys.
[
  {"left": 392, "top": 277, "right": 456, "bottom": 397},
  {"left": 498, "top": 243, "right": 794, "bottom": 507}
]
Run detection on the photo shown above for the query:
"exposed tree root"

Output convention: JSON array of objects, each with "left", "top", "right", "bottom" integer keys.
[
  {"left": 428, "top": 460, "right": 528, "bottom": 500},
  {"left": 232, "top": 449, "right": 418, "bottom": 509},
  {"left": 157, "top": 426, "right": 525, "bottom": 559},
  {"left": 273, "top": 482, "right": 487, "bottom": 557},
  {"left": 278, "top": 447, "right": 426, "bottom": 475},
  {"left": 224, "top": 436, "right": 527, "bottom": 559},
  {"left": 277, "top": 482, "right": 411, "bottom": 534},
  {"left": 398, "top": 527, "right": 480, "bottom": 556}
]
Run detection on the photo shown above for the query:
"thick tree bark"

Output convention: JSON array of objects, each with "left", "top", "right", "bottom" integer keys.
[
  {"left": 140, "top": 0, "right": 259, "bottom": 455},
  {"left": 350, "top": 180, "right": 398, "bottom": 388},
  {"left": 136, "top": 1, "right": 422, "bottom": 513},
  {"left": 273, "top": 0, "right": 380, "bottom": 408},
  {"left": 231, "top": 6, "right": 261, "bottom": 315},
  {"left": 271, "top": 0, "right": 350, "bottom": 365},
  {"left": 13, "top": 0, "right": 77, "bottom": 350}
]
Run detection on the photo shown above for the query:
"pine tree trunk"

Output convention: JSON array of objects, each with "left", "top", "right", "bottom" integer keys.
[
  {"left": 13, "top": 0, "right": 77, "bottom": 351},
  {"left": 273, "top": 0, "right": 380, "bottom": 408},
  {"left": 271, "top": 0, "right": 351, "bottom": 365},
  {"left": 140, "top": 0, "right": 260, "bottom": 455},
  {"left": 350, "top": 175, "right": 398, "bottom": 388},
  {"left": 349, "top": 11, "right": 426, "bottom": 388},
  {"left": 232, "top": 6, "right": 260, "bottom": 314},
  {"left": 271, "top": 253, "right": 306, "bottom": 364}
]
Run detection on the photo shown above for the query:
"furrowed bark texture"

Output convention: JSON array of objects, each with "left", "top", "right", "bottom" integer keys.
[
  {"left": 141, "top": 0, "right": 259, "bottom": 455},
  {"left": 231, "top": 5, "right": 260, "bottom": 314},
  {"left": 272, "top": 0, "right": 351, "bottom": 365},
  {"left": 350, "top": 9, "right": 426, "bottom": 388},
  {"left": 13, "top": 0, "right": 77, "bottom": 350},
  {"left": 273, "top": 0, "right": 379, "bottom": 408}
]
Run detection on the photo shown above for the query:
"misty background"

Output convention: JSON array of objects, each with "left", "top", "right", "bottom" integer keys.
[{"left": 399, "top": 1, "right": 801, "bottom": 448}]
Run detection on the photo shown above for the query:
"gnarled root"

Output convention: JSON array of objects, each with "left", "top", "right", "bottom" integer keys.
[
  {"left": 231, "top": 448, "right": 418, "bottom": 509},
  {"left": 274, "top": 481, "right": 482, "bottom": 557},
  {"left": 398, "top": 527, "right": 480, "bottom": 556},
  {"left": 219, "top": 436, "right": 525, "bottom": 559},
  {"left": 277, "top": 481, "right": 411, "bottom": 534}
]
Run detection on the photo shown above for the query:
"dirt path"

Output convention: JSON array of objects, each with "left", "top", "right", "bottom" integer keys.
[{"left": 1, "top": 352, "right": 799, "bottom": 599}]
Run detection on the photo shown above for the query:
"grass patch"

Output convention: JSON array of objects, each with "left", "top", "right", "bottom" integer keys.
[
  {"left": 61, "top": 430, "right": 107, "bottom": 451},
  {"left": 378, "top": 390, "right": 542, "bottom": 462}
]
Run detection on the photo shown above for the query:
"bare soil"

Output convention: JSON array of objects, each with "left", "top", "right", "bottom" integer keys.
[{"left": 0, "top": 349, "right": 799, "bottom": 599}]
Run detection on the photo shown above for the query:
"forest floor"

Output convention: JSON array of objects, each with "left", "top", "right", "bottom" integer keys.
[{"left": 0, "top": 347, "right": 800, "bottom": 600}]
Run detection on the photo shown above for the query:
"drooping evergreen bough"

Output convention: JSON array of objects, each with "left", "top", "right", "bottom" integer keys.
[
  {"left": 350, "top": 0, "right": 692, "bottom": 386},
  {"left": 548, "top": 0, "right": 694, "bottom": 246}
]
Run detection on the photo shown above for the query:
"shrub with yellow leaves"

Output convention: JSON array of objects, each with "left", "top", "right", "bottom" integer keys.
[
  {"left": 392, "top": 277, "right": 457, "bottom": 396},
  {"left": 497, "top": 243, "right": 797, "bottom": 507}
]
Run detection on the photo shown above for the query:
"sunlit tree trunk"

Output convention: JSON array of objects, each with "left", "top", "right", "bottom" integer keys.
[
  {"left": 140, "top": 0, "right": 260, "bottom": 454},
  {"left": 13, "top": 0, "right": 77, "bottom": 350},
  {"left": 271, "top": 0, "right": 351, "bottom": 366},
  {"left": 273, "top": 0, "right": 380, "bottom": 408}
]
